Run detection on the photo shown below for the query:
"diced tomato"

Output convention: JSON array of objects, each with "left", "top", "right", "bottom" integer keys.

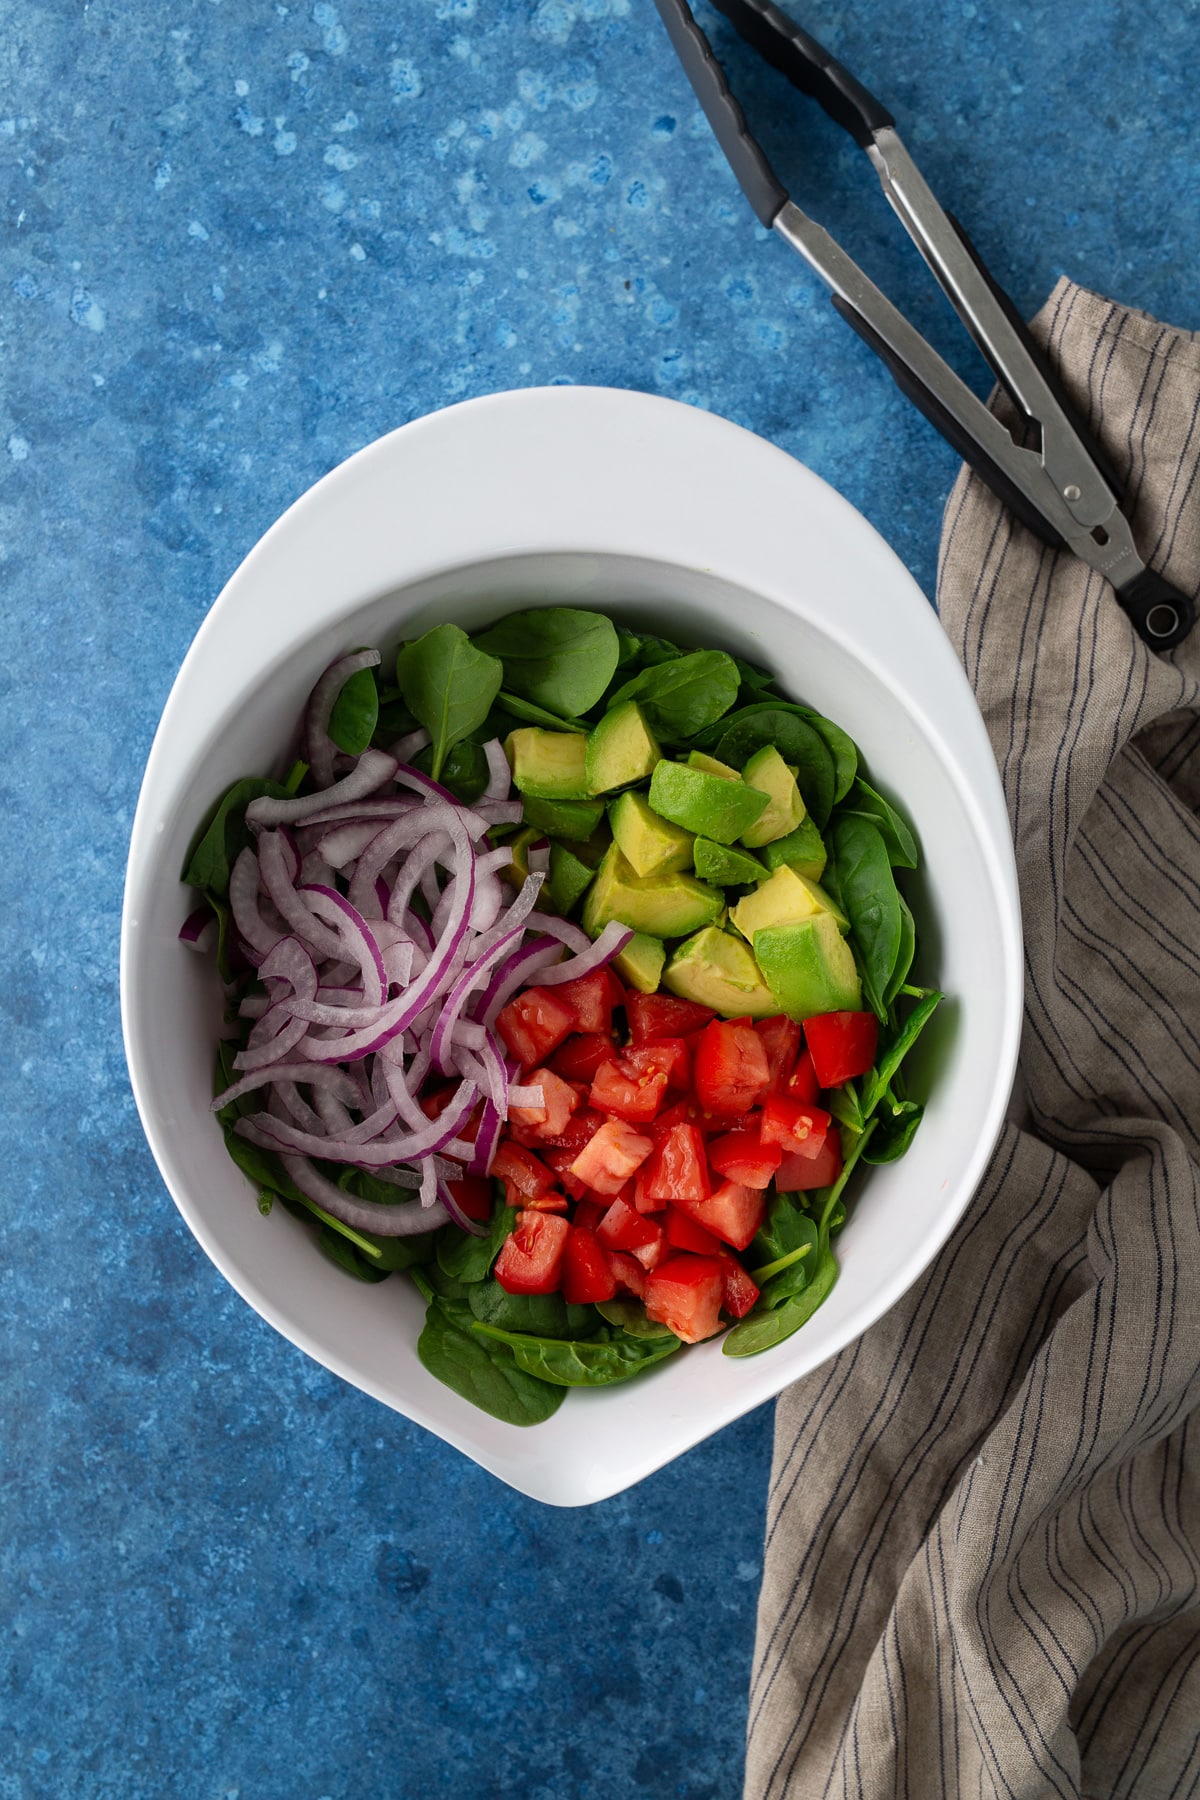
[
  {"left": 708, "top": 1128, "right": 782, "bottom": 1189},
  {"left": 626, "top": 991, "right": 716, "bottom": 1042},
  {"left": 571, "top": 1196, "right": 605, "bottom": 1233},
  {"left": 539, "top": 1146, "right": 589, "bottom": 1200},
  {"left": 491, "top": 1141, "right": 557, "bottom": 1207},
  {"left": 561, "top": 1226, "right": 618, "bottom": 1304},
  {"left": 643, "top": 1255, "right": 726, "bottom": 1343},
  {"left": 760, "top": 1093, "right": 832, "bottom": 1159},
  {"left": 569, "top": 1117, "right": 655, "bottom": 1195},
  {"left": 649, "top": 1096, "right": 711, "bottom": 1140},
  {"left": 786, "top": 1048, "right": 820, "bottom": 1105},
  {"left": 442, "top": 1174, "right": 492, "bottom": 1222},
  {"left": 549, "top": 1032, "right": 617, "bottom": 1083},
  {"left": 595, "top": 1196, "right": 668, "bottom": 1270},
  {"left": 522, "top": 1190, "right": 570, "bottom": 1213},
  {"left": 673, "top": 1178, "right": 765, "bottom": 1252},
  {"left": 552, "top": 968, "right": 619, "bottom": 1037},
  {"left": 535, "top": 1104, "right": 604, "bottom": 1154},
  {"left": 754, "top": 1015, "right": 803, "bottom": 1093},
  {"left": 508, "top": 1067, "right": 580, "bottom": 1141},
  {"left": 665, "top": 1206, "right": 724, "bottom": 1255},
  {"left": 606, "top": 1249, "right": 647, "bottom": 1298},
  {"left": 419, "top": 1086, "right": 484, "bottom": 1144},
  {"left": 494, "top": 1211, "right": 570, "bottom": 1294},
  {"left": 495, "top": 985, "right": 577, "bottom": 1067},
  {"left": 589, "top": 1056, "right": 670, "bottom": 1124},
  {"left": 803, "top": 1011, "right": 879, "bottom": 1088},
  {"left": 626, "top": 1037, "right": 691, "bottom": 1091},
  {"left": 631, "top": 1166, "right": 664, "bottom": 1214},
  {"left": 717, "top": 1253, "right": 760, "bottom": 1318},
  {"left": 776, "top": 1131, "right": 843, "bottom": 1192},
  {"left": 641, "top": 1123, "right": 710, "bottom": 1204},
  {"left": 692, "top": 1019, "right": 772, "bottom": 1115}
]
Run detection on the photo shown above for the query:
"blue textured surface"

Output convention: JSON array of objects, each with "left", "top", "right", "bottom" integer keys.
[{"left": 4, "top": 1, "right": 1198, "bottom": 1794}]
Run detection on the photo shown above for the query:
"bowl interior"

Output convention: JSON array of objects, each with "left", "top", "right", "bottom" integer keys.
[{"left": 126, "top": 546, "right": 1011, "bottom": 1504}]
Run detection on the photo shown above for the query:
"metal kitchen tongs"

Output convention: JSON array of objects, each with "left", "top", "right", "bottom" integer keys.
[{"left": 652, "top": 0, "right": 1195, "bottom": 649}]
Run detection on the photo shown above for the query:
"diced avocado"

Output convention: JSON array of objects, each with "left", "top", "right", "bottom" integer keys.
[
  {"left": 581, "top": 844, "right": 723, "bottom": 940},
  {"left": 586, "top": 701, "right": 661, "bottom": 795},
  {"left": 664, "top": 926, "right": 778, "bottom": 1019},
  {"left": 612, "top": 931, "right": 666, "bottom": 994},
  {"left": 729, "top": 864, "right": 848, "bottom": 939},
  {"left": 505, "top": 728, "right": 590, "bottom": 799},
  {"left": 686, "top": 750, "right": 740, "bottom": 780},
  {"left": 503, "top": 826, "right": 544, "bottom": 886},
  {"left": 760, "top": 816, "right": 828, "bottom": 881},
  {"left": 520, "top": 794, "right": 606, "bottom": 841},
  {"left": 754, "top": 914, "right": 862, "bottom": 1018},
  {"left": 609, "top": 790, "right": 694, "bottom": 878},
  {"left": 547, "top": 842, "right": 594, "bottom": 915},
  {"left": 648, "top": 760, "right": 769, "bottom": 846},
  {"left": 740, "top": 745, "right": 805, "bottom": 848},
  {"left": 693, "top": 837, "right": 768, "bottom": 885},
  {"left": 573, "top": 819, "right": 613, "bottom": 869}
]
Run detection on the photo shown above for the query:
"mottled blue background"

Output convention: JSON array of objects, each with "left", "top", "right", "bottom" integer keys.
[{"left": 3, "top": 0, "right": 1198, "bottom": 1794}]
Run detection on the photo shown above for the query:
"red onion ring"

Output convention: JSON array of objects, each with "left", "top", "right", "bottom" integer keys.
[
  {"left": 304, "top": 648, "right": 382, "bottom": 790},
  {"left": 281, "top": 1154, "right": 450, "bottom": 1236}
]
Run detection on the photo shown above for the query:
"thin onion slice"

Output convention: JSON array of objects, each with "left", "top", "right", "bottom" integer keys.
[
  {"left": 532, "top": 919, "right": 633, "bottom": 986},
  {"left": 305, "top": 649, "right": 381, "bottom": 791},
  {"left": 281, "top": 1154, "right": 449, "bottom": 1237},
  {"left": 246, "top": 749, "right": 398, "bottom": 828}
]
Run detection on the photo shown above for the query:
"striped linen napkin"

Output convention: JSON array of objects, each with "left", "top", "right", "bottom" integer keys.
[{"left": 744, "top": 280, "right": 1200, "bottom": 1799}]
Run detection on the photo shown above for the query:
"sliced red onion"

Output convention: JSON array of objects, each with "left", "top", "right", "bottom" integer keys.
[
  {"left": 429, "top": 916, "right": 536, "bottom": 1077},
  {"left": 482, "top": 737, "right": 511, "bottom": 800},
  {"left": 525, "top": 909, "right": 591, "bottom": 956},
  {"left": 229, "top": 848, "right": 286, "bottom": 958},
  {"left": 305, "top": 649, "right": 382, "bottom": 791},
  {"left": 246, "top": 748, "right": 398, "bottom": 828},
  {"left": 348, "top": 804, "right": 479, "bottom": 921},
  {"left": 294, "top": 797, "right": 419, "bottom": 829},
  {"left": 472, "top": 800, "right": 524, "bottom": 827},
  {"left": 475, "top": 935, "right": 564, "bottom": 1031},
  {"left": 280, "top": 1154, "right": 449, "bottom": 1236},
  {"left": 179, "top": 906, "right": 216, "bottom": 950},
  {"left": 316, "top": 821, "right": 385, "bottom": 867},
  {"left": 235, "top": 1078, "right": 479, "bottom": 1165},
  {"left": 257, "top": 832, "right": 347, "bottom": 963},
  {"left": 299, "top": 853, "right": 336, "bottom": 889},
  {"left": 533, "top": 918, "right": 633, "bottom": 985},
  {"left": 468, "top": 1100, "right": 502, "bottom": 1176},
  {"left": 527, "top": 840, "right": 551, "bottom": 877},
  {"left": 212, "top": 1060, "right": 361, "bottom": 1114},
  {"left": 471, "top": 872, "right": 546, "bottom": 958},
  {"left": 437, "top": 1177, "right": 487, "bottom": 1237},
  {"left": 393, "top": 762, "right": 459, "bottom": 806},
  {"left": 235, "top": 1001, "right": 311, "bottom": 1071},
  {"left": 302, "top": 885, "right": 387, "bottom": 1008},
  {"left": 390, "top": 728, "right": 431, "bottom": 763}
]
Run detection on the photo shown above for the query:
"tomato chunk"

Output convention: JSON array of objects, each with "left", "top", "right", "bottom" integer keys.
[
  {"left": 539, "top": 1146, "right": 589, "bottom": 1200},
  {"left": 627, "top": 1038, "right": 691, "bottom": 1091},
  {"left": 692, "top": 1019, "right": 771, "bottom": 1115},
  {"left": 605, "top": 1249, "right": 647, "bottom": 1298},
  {"left": 508, "top": 1067, "right": 580, "bottom": 1140},
  {"left": 665, "top": 1206, "right": 724, "bottom": 1255},
  {"left": 561, "top": 1225, "right": 618, "bottom": 1304},
  {"left": 596, "top": 1195, "right": 668, "bottom": 1269},
  {"left": 589, "top": 1056, "right": 670, "bottom": 1124},
  {"left": 673, "top": 1178, "right": 765, "bottom": 1252},
  {"left": 552, "top": 968, "right": 619, "bottom": 1037},
  {"left": 533, "top": 1103, "right": 604, "bottom": 1154},
  {"left": 571, "top": 1196, "right": 605, "bottom": 1233},
  {"left": 569, "top": 1117, "right": 655, "bottom": 1195},
  {"left": 754, "top": 1015, "right": 803, "bottom": 1093},
  {"left": 785, "top": 1048, "right": 820, "bottom": 1105},
  {"left": 641, "top": 1123, "right": 710, "bottom": 1204},
  {"left": 442, "top": 1173, "right": 492, "bottom": 1222},
  {"left": 717, "top": 1253, "right": 760, "bottom": 1319},
  {"left": 644, "top": 1255, "right": 726, "bottom": 1343},
  {"left": 803, "top": 1011, "right": 879, "bottom": 1088},
  {"left": 495, "top": 986, "right": 576, "bottom": 1067},
  {"left": 549, "top": 1032, "right": 617, "bottom": 1083},
  {"left": 760, "top": 1093, "right": 832, "bottom": 1159},
  {"left": 708, "top": 1127, "right": 781, "bottom": 1189},
  {"left": 491, "top": 1141, "right": 556, "bottom": 1206},
  {"left": 494, "top": 1211, "right": 570, "bottom": 1294},
  {"left": 776, "top": 1132, "right": 843, "bottom": 1191},
  {"left": 626, "top": 991, "right": 715, "bottom": 1042}
]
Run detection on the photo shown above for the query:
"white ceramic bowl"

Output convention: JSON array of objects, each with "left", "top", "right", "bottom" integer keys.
[{"left": 121, "top": 387, "right": 1022, "bottom": 1507}]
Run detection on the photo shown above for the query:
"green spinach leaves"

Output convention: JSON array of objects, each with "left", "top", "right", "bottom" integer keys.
[{"left": 395, "top": 623, "right": 503, "bottom": 780}]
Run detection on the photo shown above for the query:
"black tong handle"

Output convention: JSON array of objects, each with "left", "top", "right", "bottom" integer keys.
[{"left": 708, "top": 0, "right": 893, "bottom": 148}]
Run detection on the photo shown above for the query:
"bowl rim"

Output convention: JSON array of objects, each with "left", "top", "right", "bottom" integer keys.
[{"left": 121, "top": 385, "right": 1023, "bottom": 1504}]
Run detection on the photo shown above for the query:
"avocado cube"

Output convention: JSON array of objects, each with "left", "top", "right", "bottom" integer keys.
[
  {"left": 753, "top": 914, "right": 862, "bottom": 1018},
  {"left": 760, "top": 816, "right": 828, "bottom": 881},
  {"left": 692, "top": 838, "right": 767, "bottom": 886},
  {"left": 609, "top": 791, "right": 694, "bottom": 878},
  {"left": 547, "top": 842, "right": 594, "bottom": 916},
  {"left": 664, "top": 926, "right": 778, "bottom": 1018},
  {"left": 740, "top": 745, "right": 806, "bottom": 848},
  {"left": 581, "top": 844, "right": 723, "bottom": 941},
  {"left": 586, "top": 701, "right": 661, "bottom": 795},
  {"left": 520, "top": 794, "right": 606, "bottom": 841},
  {"left": 612, "top": 931, "right": 667, "bottom": 993},
  {"left": 648, "top": 760, "right": 769, "bottom": 846},
  {"left": 686, "top": 750, "right": 740, "bottom": 780},
  {"left": 729, "top": 865, "right": 847, "bottom": 941},
  {"left": 505, "top": 728, "right": 590, "bottom": 799}
]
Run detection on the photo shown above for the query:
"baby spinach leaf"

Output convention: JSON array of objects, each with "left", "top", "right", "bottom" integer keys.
[
  {"left": 372, "top": 691, "right": 420, "bottom": 748},
  {"left": 830, "top": 814, "right": 902, "bottom": 1019},
  {"left": 723, "top": 1237, "right": 839, "bottom": 1356},
  {"left": 436, "top": 1198, "right": 512, "bottom": 1284},
  {"left": 594, "top": 1298, "right": 676, "bottom": 1339},
  {"left": 605, "top": 649, "right": 741, "bottom": 740},
  {"left": 790, "top": 709, "right": 858, "bottom": 802},
  {"left": 750, "top": 1191, "right": 819, "bottom": 1265},
  {"left": 412, "top": 738, "right": 490, "bottom": 803},
  {"left": 319, "top": 1225, "right": 390, "bottom": 1282},
  {"left": 472, "top": 1322, "right": 682, "bottom": 1386},
  {"left": 615, "top": 627, "right": 644, "bottom": 668},
  {"left": 418, "top": 1301, "right": 564, "bottom": 1425},
  {"left": 466, "top": 1279, "right": 598, "bottom": 1338},
  {"left": 497, "top": 691, "right": 587, "bottom": 733},
  {"left": 713, "top": 709, "right": 836, "bottom": 827},
  {"left": 473, "top": 608, "right": 619, "bottom": 716},
  {"left": 885, "top": 894, "right": 916, "bottom": 1005},
  {"left": 863, "top": 1100, "right": 924, "bottom": 1163},
  {"left": 734, "top": 655, "right": 777, "bottom": 696},
  {"left": 327, "top": 662, "right": 380, "bottom": 755},
  {"left": 396, "top": 623, "right": 503, "bottom": 780},
  {"left": 183, "top": 776, "right": 291, "bottom": 899},
  {"left": 838, "top": 777, "right": 918, "bottom": 868},
  {"left": 860, "top": 990, "right": 943, "bottom": 1116}
]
